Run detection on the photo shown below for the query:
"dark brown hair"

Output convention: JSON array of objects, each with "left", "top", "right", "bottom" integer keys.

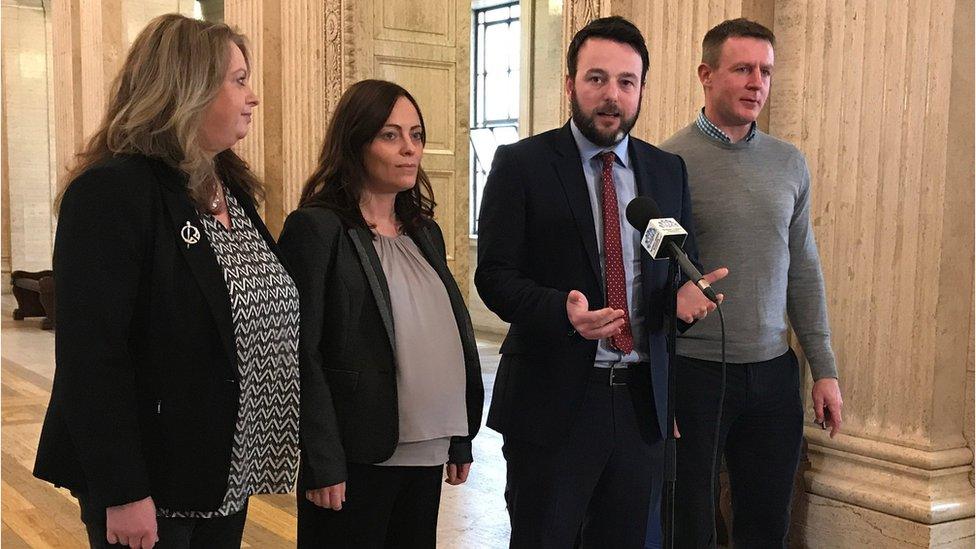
[
  {"left": 298, "top": 79, "right": 435, "bottom": 231},
  {"left": 57, "top": 14, "right": 262, "bottom": 213},
  {"left": 567, "top": 16, "right": 649, "bottom": 83},
  {"left": 701, "top": 18, "right": 776, "bottom": 68}
]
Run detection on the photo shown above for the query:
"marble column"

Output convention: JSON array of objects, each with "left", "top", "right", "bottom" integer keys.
[
  {"left": 772, "top": 1, "right": 975, "bottom": 546},
  {"left": 224, "top": 0, "right": 329, "bottom": 236},
  {"left": 77, "top": 0, "right": 123, "bottom": 139},
  {"left": 1, "top": 1, "right": 57, "bottom": 272},
  {"left": 50, "top": 0, "right": 83, "bottom": 191}
]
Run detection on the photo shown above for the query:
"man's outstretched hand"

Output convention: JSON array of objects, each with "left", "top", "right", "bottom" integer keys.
[{"left": 566, "top": 290, "right": 626, "bottom": 340}]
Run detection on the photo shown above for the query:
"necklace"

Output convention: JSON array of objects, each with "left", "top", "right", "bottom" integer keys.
[{"left": 210, "top": 185, "right": 224, "bottom": 212}]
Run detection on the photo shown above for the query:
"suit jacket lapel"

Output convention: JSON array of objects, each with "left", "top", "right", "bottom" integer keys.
[
  {"left": 630, "top": 140, "right": 663, "bottom": 317},
  {"left": 552, "top": 123, "right": 601, "bottom": 284},
  {"left": 153, "top": 164, "right": 237, "bottom": 379},
  {"left": 347, "top": 227, "right": 397, "bottom": 353}
]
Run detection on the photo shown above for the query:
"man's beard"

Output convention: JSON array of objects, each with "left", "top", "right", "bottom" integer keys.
[{"left": 570, "top": 92, "right": 641, "bottom": 147}]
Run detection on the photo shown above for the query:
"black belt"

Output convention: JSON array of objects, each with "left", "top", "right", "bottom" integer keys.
[{"left": 591, "top": 365, "right": 634, "bottom": 386}]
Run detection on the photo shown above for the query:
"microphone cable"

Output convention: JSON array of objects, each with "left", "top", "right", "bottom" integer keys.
[
  {"left": 669, "top": 268, "right": 728, "bottom": 549},
  {"left": 665, "top": 266, "right": 727, "bottom": 549},
  {"left": 708, "top": 303, "right": 728, "bottom": 547}
]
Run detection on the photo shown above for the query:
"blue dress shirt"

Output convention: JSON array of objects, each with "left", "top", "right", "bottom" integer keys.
[{"left": 569, "top": 120, "right": 648, "bottom": 364}]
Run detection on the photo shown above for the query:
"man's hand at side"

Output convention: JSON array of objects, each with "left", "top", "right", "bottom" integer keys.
[{"left": 812, "top": 377, "right": 843, "bottom": 438}]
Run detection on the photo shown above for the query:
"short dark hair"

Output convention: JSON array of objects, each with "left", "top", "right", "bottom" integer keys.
[
  {"left": 567, "top": 16, "right": 649, "bottom": 83},
  {"left": 298, "top": 79, "right": 435, "bottom": 232},
  {"left": 701, "top": 18, "right": 775, "bottom": 68}
]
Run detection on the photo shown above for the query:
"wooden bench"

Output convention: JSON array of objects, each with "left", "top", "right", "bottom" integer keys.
[{"left": 11, "top": 270, "right": 55, "bottom": 330}]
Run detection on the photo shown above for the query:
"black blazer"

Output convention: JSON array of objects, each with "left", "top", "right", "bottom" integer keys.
[
  {"left": 33, "top": 154, "right": 286, "bottom": 511},
  {"left": 475, "top": 123, "right": 700, "bottom": 445},
  {"left": 277, "top": 206, "right": 483, "bottom": 490}
]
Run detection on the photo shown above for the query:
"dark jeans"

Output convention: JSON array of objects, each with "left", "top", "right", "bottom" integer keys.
[
  {"left": 673, "top": 349, "right": 804, "bottom": 549},
  {"left": 503, "top": 366, "right": 664, "bottom": 549},
  {"left": 297, "top": 463, "right": 443, "bottom": 549},
  {"left": 76, "top": 494, "right": 247, "bottom": 549}
]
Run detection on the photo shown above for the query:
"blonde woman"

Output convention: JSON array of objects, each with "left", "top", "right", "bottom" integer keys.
[{"left": 33, "top": 14, "right": 300, "bottom": 549}]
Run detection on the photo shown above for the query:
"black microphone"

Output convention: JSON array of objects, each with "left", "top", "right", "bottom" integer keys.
[{"left": 625, "top": 196, "right": 719, "bottom": 303}]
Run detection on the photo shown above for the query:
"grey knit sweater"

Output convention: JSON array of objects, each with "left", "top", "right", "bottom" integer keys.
[{"left": 662, "top": 123, "right": 838, "bottom": 380}]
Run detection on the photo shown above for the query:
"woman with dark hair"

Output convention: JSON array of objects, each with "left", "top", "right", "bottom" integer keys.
[
  {"left": 278, "top": 79, "right": 483, "bottom": 548},
  {"left": 33, "top": 14, "right": 299, "bottom": 549}
]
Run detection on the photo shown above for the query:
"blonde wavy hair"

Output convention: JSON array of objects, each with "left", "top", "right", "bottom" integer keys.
[{"left": 57, "top": 13, "right": 263, "bottom": 212}]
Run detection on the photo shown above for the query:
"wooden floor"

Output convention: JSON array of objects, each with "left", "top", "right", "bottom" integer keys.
[{"left": 0, "top": 295, "right": 511, "bottom": 548}]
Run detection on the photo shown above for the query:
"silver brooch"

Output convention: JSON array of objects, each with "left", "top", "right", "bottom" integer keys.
[{"left": 181, "top": 221, "right": 201, "bottom": 248}]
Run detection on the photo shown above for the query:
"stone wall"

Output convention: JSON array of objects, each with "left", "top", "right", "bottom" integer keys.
[{"left": 1, "top": 0, "right": 56, "bottom": 274}]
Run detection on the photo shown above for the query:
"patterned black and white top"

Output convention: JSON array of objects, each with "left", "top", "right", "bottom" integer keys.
[{"left": 158, "top": 189, "right": 301, "bottom": 518}]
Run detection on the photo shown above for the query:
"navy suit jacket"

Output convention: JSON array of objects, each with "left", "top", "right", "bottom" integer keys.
[{"left": 475, "top": 122, "right": 700, "bottom": 445}]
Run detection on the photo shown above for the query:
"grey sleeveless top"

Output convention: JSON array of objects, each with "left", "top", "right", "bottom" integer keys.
[{"left": 371, "top": 232, "right": 468, "bottom": 466}]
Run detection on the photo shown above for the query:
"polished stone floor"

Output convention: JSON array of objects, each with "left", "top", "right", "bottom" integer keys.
[{"left": 0, "top": 294, "right": 511, "bottom": 548}]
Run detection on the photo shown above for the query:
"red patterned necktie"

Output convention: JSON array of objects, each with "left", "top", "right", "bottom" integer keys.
[{"left": 599, "top": 151, "right": 634, "bottom": 354}]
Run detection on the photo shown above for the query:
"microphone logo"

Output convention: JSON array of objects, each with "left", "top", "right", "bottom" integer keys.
[{"left": 641, "top": 217, "right": 688, "bottom": 259}]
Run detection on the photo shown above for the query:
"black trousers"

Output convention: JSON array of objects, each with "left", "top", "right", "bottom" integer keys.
[
  {"left": 673, "top": 349, "right": 803, "bottom": 549},
  {"left": 297, "top": 463, "right": 443, "bottom": 549},
  {"left": 503, "top": 366, "right": 664, "bottom": 549},
  {"left": 76, "top": 494, "right": 247, "bottom": 549}
]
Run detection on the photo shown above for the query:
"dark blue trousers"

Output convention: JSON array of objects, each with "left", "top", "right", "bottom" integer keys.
[
  {"left": 672, "top": 349, "right": 804, "bottom": 549},
  {"left": 504, "top": 367, "right": 664, "bottom": 549}
]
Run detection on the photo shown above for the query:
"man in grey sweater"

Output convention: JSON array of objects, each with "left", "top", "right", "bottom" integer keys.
[{"left": 660, "top": 19, "right": 843, "bottom": 548}]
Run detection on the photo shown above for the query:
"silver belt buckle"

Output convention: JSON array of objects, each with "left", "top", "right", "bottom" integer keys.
[{"left": 610, "top": 363, "right": 625, "bottom": 387}]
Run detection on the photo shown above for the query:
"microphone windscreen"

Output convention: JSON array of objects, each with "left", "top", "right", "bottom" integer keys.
[{"left": 625, "top": 196, "right": 663, "bottom": 231}]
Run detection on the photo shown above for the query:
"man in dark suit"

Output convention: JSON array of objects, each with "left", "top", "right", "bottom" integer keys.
[{"left": 475, "top": 15, "right": 726, "bottom": 548}]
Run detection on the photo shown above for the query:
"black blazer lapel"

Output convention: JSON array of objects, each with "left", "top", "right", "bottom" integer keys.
[
  {"left": 552, "top": 124, "right": 601, "bottom": 284},
  {"left": 347, "top": 227, "right": 397, "bottom": 353},
  {"left": 154, "top": 168, "right": 237, "bottom": 379}
]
